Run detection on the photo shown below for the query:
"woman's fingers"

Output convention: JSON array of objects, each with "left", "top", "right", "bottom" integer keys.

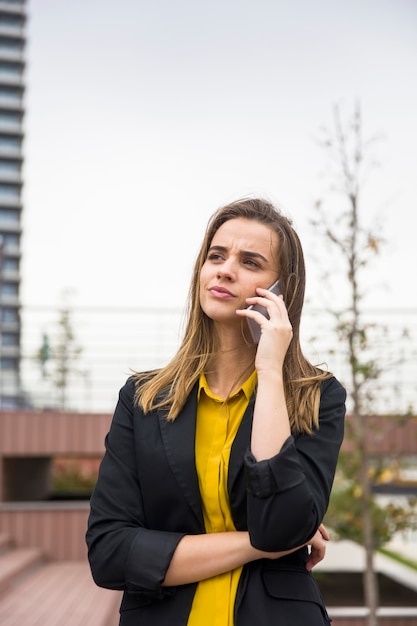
[{"left": 305, "top": 526, "right": 330, "bottom": 571}]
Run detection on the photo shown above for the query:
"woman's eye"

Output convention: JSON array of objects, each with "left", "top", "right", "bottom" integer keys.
[
  {"left": 207, "top": 253, "right": 223, "bottom": 261},
  {"left": 244, "top": 259, "right": 261, "bottom": 268}
]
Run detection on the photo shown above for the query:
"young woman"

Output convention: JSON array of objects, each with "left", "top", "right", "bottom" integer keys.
[{"left": 86, "top": 197, "right": 346, "bottom": 625}]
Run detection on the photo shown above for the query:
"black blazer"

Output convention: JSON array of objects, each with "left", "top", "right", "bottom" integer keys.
[{"left": 86, "top": 375, "right": 346, "bottom": 626}]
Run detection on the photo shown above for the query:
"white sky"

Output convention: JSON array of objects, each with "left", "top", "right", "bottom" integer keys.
[{"left": 21, "top": 0, "right": 417, "bottom": 312}]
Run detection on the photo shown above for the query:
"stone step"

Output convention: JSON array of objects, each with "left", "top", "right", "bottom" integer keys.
[
  {"left": 0, "top": 546, "right": 44, "bottom": 596},
  {"left": 0, "top": 532, "right": 12, "bottom": 554}
]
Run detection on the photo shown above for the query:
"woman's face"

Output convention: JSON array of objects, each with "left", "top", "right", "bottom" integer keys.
[{"left": 199, "top": 217, "right": 279, "bottom": 329}]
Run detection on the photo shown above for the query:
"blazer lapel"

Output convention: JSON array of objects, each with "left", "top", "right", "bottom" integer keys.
[{"left": 158, "top": 384, "right": 204, "bottom": 529}]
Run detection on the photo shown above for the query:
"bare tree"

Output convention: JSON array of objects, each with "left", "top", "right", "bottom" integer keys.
[
  {"left": 311, "top": 103, "right": 416, "bottom": 626},
  {"left": 53, "top": 303, "right": 82, "bottom": 410},
  {"left": 36, "top": 291, "right": 83, "bottom": 410}
]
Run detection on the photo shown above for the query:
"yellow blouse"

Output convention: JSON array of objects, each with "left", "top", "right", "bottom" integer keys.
[{"left": 187, "top": 371, "right": 257, "bottom": 626}]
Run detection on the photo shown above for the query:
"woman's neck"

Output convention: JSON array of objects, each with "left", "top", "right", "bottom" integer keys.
[{"left": 204, "top": 344, "right": 255, "bottom": 399}]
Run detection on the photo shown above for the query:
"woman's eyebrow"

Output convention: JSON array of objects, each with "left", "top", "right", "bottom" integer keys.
[
  {"left": 208, "top": 245, "right": 268, "bottom": 263},
  {"left": 208, "top": 245, "right": 227, "bottom": 254},
  {"left": 239, "top": 250, "right": 268, "bottom": 263}
]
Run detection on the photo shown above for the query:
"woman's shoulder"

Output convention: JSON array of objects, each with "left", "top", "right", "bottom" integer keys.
[
  {"left": 118, "top": 370, "right": 159, "bottom": 403},
  {"left": 320, "top": 374, "right": 347, "bottom": 407},
  {"left": 321, "top": 374, "right": 346, "bottom": 392}
]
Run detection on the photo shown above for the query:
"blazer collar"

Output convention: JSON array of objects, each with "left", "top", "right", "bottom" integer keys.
[{"left": 158, "top": 384, "right": 256, "bottom": 529}]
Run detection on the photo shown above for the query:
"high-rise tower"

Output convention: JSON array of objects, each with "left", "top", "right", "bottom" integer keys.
[{"left": 0, "top": 0, "right": 25, "bottom": 408}]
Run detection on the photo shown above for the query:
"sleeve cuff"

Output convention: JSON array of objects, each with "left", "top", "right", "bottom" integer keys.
[
  {"left": 244, "top": 436, "right": 306, "bottom": 498},
  {"left": 125, "top": 528, "right": 186, "bottom": 592}
]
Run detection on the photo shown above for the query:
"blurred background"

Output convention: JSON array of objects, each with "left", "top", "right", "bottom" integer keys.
[{"left": 0, "top": 1, "right": 416, "bottom": 624}]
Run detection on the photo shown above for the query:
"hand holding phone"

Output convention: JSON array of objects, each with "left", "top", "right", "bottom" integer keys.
[{"left": 246, "top": 279, "right": 283, "bottom": 344}]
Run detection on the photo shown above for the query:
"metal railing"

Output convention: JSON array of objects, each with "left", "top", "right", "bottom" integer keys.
[{"left": 10, "top": 305, "right": 417, "bottom": 414}]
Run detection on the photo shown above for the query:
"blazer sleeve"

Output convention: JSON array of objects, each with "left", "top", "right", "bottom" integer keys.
[
  {"left": 244, "top": 376, "right": 346, "bottom": 551},
  {"left": 86, "top": 379, "right": 186, "bottom": 597}
]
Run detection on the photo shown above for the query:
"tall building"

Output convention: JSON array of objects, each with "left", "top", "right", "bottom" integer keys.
[{"left": 0, "top": 0, "right": 25, "bottom": 408}]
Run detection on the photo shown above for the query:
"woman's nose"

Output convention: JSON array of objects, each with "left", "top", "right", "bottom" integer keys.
[{"left": 216, "top": 258, "right": 236, "bottom": 280}]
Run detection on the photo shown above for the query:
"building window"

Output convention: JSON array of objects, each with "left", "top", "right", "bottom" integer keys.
[
  {"left": 0, "top": 159, "right": 20, "bottom": 173},
  {"left": 0, "top": 308, "right": 19, "bottom": 323},
  {"left": 0, "top": 111, "right": 22, "bottom": 125},
  {"left": 0, "top": 233, "right": 19, "bottom": 248},
  {"left": 0, "top": 60, "right": 22, "bottom": 74},
  {"left": 0, "top": 87, "right": 22, "bottom": 104},
  {"left": 0, "top": 38, "right": 23, "bottom": 52},
  {"left": 0, "top": 209, "right": 19, "bottom": 224},
  {"left": 0, "top": 183, "right": 19, "bottom": 197},
  {"left": 1, "top": 332, "right": 19, "bottom": 347},
  {"left": 0, "top": 356, "right": 18, "bottom": 370},
  {"left": 0, "top": 136, "right": 21, "bottom": 149},
  {"left": 0, "top": 282, "right": 18, "bottom": 297},
  {"left": 2, "top": 257, "right": 18, "bottom": 271},
  {"left": 0, "top": 15, "right": 24, "bottom": 28}
]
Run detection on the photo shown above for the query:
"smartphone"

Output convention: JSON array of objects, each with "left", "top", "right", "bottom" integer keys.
[{"left": 246, "top": 279, "right": 283, "bottom": 344}]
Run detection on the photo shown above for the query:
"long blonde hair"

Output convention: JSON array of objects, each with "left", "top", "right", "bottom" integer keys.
[{"left": 134, "top": 198, "right": 332, "bottom": 433}]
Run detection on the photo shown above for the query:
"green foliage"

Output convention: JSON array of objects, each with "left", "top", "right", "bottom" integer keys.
[{"left": 325, "top": 476, "right": 417, "bottom": 549}]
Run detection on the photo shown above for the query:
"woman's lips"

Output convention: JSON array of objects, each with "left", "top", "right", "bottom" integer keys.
[{"left": 209, "top": 286, "right": 235, "bottom": 299}]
